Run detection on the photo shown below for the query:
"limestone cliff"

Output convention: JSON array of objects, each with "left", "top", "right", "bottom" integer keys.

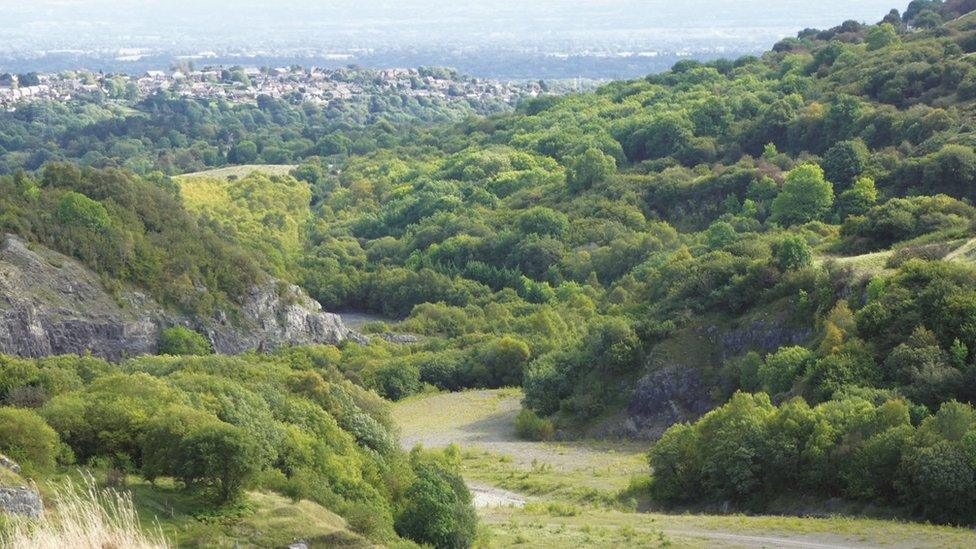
[{"left": 0, "top": 234, "right": 353, "bottom": 360}]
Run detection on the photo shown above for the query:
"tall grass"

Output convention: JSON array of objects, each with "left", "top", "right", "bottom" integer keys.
[{"left": 2, "top": 475, "right": 169, "bottom": 549}]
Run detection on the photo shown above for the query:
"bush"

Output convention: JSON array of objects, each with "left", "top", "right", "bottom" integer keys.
[
  {"left": 772, "top": 235, "right": 812, "bottom": 271},
  {"left": 158, "top": 326, "right": 212, "bottom": 356},
  {"left": 760, "top": 346, "right": 813, "bottom": 395},
  {"left": 374, "top": 362, "right": 421, "bottom": 400},
  {"left": 0, "top": 406, "right": 60, "bottom": 474},
  {"left": 57, "top": 191, "right": 110, "bottom": 230},
  {"left": 396, "top": 463, "right": 477, "bottom": 548},
  {"left": 514, "top": 408, "right": 555, "bottom": 441}
]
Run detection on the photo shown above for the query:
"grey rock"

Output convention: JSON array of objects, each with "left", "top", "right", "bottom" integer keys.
[
  {"left": 711, "top": 317, "right": 812, "bottom": 360},
  {"left": 0, "top": 486, "right": 43, "bottom": 519},
  {"left": 0, "top": 454, "right": 21, "bottom": 474},
  {"left": 0, "top": 234, "right": 352, "bottom": 360},
  {"left": 618, "top": 310, "right": 812, "bottom": 440},
  {"left": 623, "top": 364, "right": 715, "bottom": 440}
]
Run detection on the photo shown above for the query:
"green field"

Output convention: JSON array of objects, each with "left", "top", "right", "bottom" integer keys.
[{"left": 394, "top": 389, "right": 976, "bottom": 548}]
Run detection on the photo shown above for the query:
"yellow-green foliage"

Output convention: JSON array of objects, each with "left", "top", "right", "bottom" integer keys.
[{"left": 177, "top": 172, "right": 312, "bottom": 276}]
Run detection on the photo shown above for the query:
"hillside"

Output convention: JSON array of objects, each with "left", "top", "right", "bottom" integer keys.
[{"left": 8, "top": 0, "right": 976, "bottom": 545}]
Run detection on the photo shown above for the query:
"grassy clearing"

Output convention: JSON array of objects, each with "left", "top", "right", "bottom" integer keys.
[
  {"left": 394, "top": 389, "right": 976, "bottom": 549},
  {"left": 460, "top": 448, "right": 644, "bottom": 505},
  {"left": 815, "top": 249, "right": 894, "bottom": 277},
  {"left": 396, "top": 388, "right": 645, "bottom": 472},
  {"left": 174, "top": 164, "right": 297, "bottom": 180}
]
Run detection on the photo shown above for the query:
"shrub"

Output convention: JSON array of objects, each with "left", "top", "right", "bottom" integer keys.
[
  {"left": 760, "top": 346, "right": 813, "bottom": 395},
  {"left": 0, "top": 406, "right": 60, "bottom": 474},
  {"left": 396, "top": 463, "right": 476, "bottom": 549},
  {"left": 566, "top": 147, "right": 616, "bottom": 192},
  {"left": 772, "top": 235, "right": 812, "bottom": 271},
  {"left": 514, "top": 408, "right": 555, "bottom": 441},
  {"left": 57, "top": 191, "right": 110, "bottom": 230},
  {"left": 158, "top": 327, "right": 212, "bottom": 356},
  {"left": 374, "top": 362, "right": 421, "bottom": 400}
]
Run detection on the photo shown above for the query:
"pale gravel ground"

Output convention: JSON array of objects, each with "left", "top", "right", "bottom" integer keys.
[{"left": 395, "top": 389, "right": 646, "bottom": 472}]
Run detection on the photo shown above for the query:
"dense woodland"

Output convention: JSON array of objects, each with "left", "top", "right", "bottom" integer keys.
[{"left": 6, "top": 0, "right": 976, "bottom": 543}]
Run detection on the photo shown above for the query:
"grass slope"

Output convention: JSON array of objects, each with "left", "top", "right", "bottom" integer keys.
[{"left": 127, "top": 477, "right": 371, "bottom": 548}]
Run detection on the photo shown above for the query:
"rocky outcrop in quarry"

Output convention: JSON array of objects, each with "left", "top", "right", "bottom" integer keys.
[
  {"left": 0, "top": 234, "right": 353, "bottom": 359},
  {"left": 0, "top": 455, "right": 43, "bottom": 519},
  {"left": 617, "top": 306, "right": 813, "bottom": 440}
]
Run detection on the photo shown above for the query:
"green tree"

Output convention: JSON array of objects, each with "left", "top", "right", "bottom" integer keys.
[
  {"left": 705, "top": 221, "right": 738, "bottom": 250},
  {"left": 229, "top": 140, "right": 258, "bottom": 164},
  {"left": 821, "top": 140, "right": 868, "bottom": 191},
  {"left": 57, "top": 191, "right": 110, "bottom": 230},
  {"left": 866, "top": 23, "right": 900, "bottom": 51},
  {"left": 479, "top": 336, "right": 532, "bottom": 387},
  {"left": 159, "top": 326, "right": 212, "bottom": 356},
  {"left": 516, "top": 207, "right": 569, "bottom": 237},
  {"left": 770, "top": 164, "right": 834, "bottom": 226},
  {"left": 396, "top": 463, "right": 477, "bottom": 548},
  {"left": 566, "top": 147, "right": 616, "bottom": 192},
  {"left": 771, "top": 235, "right": 813, "bottom": 271},
  {"left": 760, "top": 346, "right": 813, "bottom": 394},
  {"left": 177, "top": 422, "right": 259, "bottom": 503},
  {"left": 837, "top": 176, "right": 878, "bottom": 218}
]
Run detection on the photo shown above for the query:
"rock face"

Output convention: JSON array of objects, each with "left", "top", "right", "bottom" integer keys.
[
  {"left": 624, "top": 364, "right": 715, "bottom": 440},
  {"left": 0, "top": 486, "right": 43, "bottom": 519},
  {"left": 0, "top": 234, "right": 354, "bottom": 360},
  {"left": 207, "top": 280, "right": 353, "bottom": 354},
  {"left": 617, "top": 307, "right": 813, "bottom": 440},
  {"left": 0, "top": 454, "right": 43, "bottom": 519}
]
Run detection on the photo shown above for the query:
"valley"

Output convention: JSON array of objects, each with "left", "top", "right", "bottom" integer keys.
[{"left": 7, "top": 2, "right": 976, "bottom": 547}]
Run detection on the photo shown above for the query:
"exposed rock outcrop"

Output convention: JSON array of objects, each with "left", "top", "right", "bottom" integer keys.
[
  {"left": 0, "top": 486, "right": 43, "bottom": 519},
  {"left": 616, "top": 306, "right": 813, "bottom": 440},
  {"left": 623, "top": 364, "right": 715, "bottom": 440},
  {"left": 0, "top": 455, "right": 43, "bottom": 519},
  {"left": 0, "top": 234, "right": 354, "bottom": 360}
]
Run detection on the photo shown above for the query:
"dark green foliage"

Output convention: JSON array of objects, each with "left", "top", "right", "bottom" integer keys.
[
  {"left": 1, "top": 165, "right": 263, "bottom": 316},
  {"left": 396, "top": 451, "right": 477, "bottom": 549},
  {"left": 566, "top": 147, "right": 616, "bottom": 192},
  {"left": 841, "top": 195, "right": 975, "bottom": 252},
  {"left": 821, "top": 140, "right": 868, "bottom": 191},
  {"left": 514, "top": 408, "right": 555, "bottom": 441},
  {"left": 772, "top": 235, "right": 813, "bottom": 271},
  {"left": 174, "top": 421, "right": 260, "bottom": 503},
  {"left": 650, "top": 395, "right": 976, "bottom": 523}
]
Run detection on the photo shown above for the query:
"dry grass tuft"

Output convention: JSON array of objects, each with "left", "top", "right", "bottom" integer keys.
[{"left": 3, "top": 475, "right": 169, "bottom": 549}]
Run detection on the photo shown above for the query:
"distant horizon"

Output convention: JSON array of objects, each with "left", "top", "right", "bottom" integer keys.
[{"left": 0, "top": 0, "right": 899, "bottom": 79}]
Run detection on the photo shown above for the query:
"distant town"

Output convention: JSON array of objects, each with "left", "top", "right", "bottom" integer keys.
[{"left": 0, "top": 65, "right": 567, "bottom": 111}]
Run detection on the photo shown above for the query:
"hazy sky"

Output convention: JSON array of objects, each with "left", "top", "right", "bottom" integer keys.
[{"left": 0, "top": 0, "right": 900, "bottom": 51}]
